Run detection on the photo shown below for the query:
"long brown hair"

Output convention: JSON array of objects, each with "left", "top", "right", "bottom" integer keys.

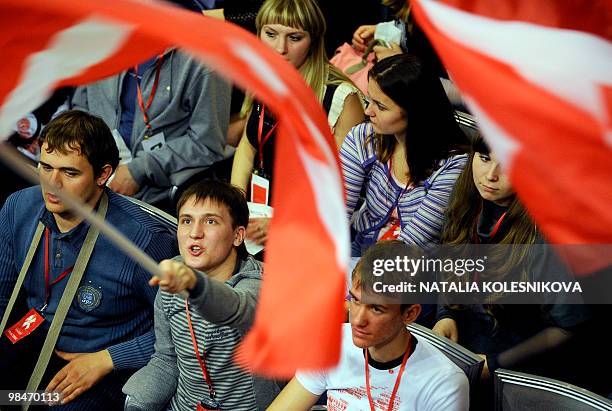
[
  {"left": 367, "top": 54, "right": 468, "bottom": 185},
  {"left": 441, "top": 135, "right": 537, "bottom": 308},
  {"left": 441, "top": 134, "right": 537, "bottom": 247}
]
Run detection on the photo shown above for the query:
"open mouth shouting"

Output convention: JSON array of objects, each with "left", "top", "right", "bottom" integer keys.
[{"left": 188, "top": 244, "right": 204, "bottom": 257}]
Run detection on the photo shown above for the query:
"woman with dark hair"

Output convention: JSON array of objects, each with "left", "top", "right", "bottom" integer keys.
[
  {"left": 341, "top": 53, "right": 467, "bottom": 256},
  {"left": 433, "top": 134, "right": 591, "bottom": 391}
]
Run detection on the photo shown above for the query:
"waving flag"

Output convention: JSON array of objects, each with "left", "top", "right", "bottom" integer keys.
[
  {"left": 0, "top": 0, "right": 348, "bottom": 376},
  {"left": 412, "top": 0, "right": 612, "bottom": 273}
]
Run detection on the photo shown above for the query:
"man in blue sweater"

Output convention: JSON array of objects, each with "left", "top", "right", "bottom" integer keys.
[{"left": 0, "top": 110, "right": 177, "bottom": 409}]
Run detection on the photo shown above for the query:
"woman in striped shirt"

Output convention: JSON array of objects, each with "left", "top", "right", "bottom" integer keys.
[{"left": 340, "top": 54, "right": 468, "bottom": 256}]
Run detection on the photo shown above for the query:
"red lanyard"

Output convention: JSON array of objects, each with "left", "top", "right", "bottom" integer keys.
[
  {"left": 135, "top": 54, "right": 164, "bottom": 132},
  {"left": 257, "top": 104, "right": 278, "bottom": 170},
  {"left": 365, "top": 336, "right": 411, "bottom": 411},
  {"left": 489, "top": 211, "right": 507, "bottom": 239},
  {"left": 185, "top": 298, "right": 216, "bottom": 400},
  {"left": 42, "top": 228, "right": 73, "bottom": 311}
]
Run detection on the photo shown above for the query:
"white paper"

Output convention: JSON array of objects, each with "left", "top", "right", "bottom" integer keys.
[
  {"left": 245, "top": 202, "right": 273, "bottom": 255},
  {"left": 375, "top": 21, "right": 402, "bottom": 48}
]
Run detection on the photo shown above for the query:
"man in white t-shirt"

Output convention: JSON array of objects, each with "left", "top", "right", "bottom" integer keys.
[{"left": 268, "top": 241, "right": 469, "bottom": 411}]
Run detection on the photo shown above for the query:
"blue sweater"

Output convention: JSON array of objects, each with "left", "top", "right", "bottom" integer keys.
[{"left": 0, "top": 187, "right": 177, "bottom": 371}]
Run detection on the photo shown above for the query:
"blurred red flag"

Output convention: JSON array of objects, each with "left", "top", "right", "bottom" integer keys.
[
  {"left": 0, "top": 0, "right": 348, "bottom": 376},
  {"left": 413, "top": 0, "right": 612, "bottom": 274}
]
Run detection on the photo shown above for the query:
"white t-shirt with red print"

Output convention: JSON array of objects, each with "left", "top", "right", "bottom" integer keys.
[{"left": 296, "top": 323, "right": 469, "bottom": 411}]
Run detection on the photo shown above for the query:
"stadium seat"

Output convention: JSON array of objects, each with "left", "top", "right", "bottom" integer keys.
[{"left": 494, "top": 368, "right": 612, "bottom": 411}]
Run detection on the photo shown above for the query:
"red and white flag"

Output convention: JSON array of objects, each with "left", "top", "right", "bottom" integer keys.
[
  {"left": 413, "top": 0, "right": 612, "bottom": 273},
  {"left": 0, "top": 0, "right": 348, "bottom": 376}
]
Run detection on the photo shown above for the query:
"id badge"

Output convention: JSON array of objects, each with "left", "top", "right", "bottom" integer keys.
[
  {"left": 141, "top": 132, "right": 165, "bottom": 152},
  {"left": 196, "top": 397, "right": 220, "bottom": 411},
  {"left": 16, "top": 114, "right": 38, "bottom": 139},
  {"left": 250, "top": 172, "right": 270, "bottom": 205},
  {"left": 3, "top": 308, "right": 45, "bottom": 344},
  {"left": 379, "top": 222, "right": 401, "bottom": 241}
]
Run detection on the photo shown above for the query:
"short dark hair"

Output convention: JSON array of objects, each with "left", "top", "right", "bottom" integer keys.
[
  {"left": 39, "top": 110, "right": 120, "bottom": 177},
  {"left": 352, "top": 240, "right": 421, "bottom": 312},
  {"left": 177, "top": 180, "right": 249, "bottom": 257},
  {"left": 368, "top": 54, "right": 468, "bottom": 184}
]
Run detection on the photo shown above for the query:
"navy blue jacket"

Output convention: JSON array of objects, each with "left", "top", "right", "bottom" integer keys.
[{"left": 0, "top": 187, "right": 177, "bottom": 371}]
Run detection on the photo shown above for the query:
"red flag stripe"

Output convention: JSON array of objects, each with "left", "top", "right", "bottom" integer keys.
[
  {"left": 413, "top": 0, "right": 612, "bottom": 272},
  {"left": 419, "top": 0, "right": 612, "bottom": 131},
  {"left": 241, "top": 110, "right": 348, "bottom": 375},
  {"left": 0, "top": 18, "right": 135, "bottom": 137},
  {"left": 0, "top": 14, "right": 78, "bottom": 133},
  {"left": 299, "top": 113, "right": 350, "bottom": 262},
  {"left": 0, "top": 0, "right": 348, "bottom": 376},
  {"left": 414, "top": 0, "right": 612, "bottom": 240},
  {"left": 437, "top": 0, "right": 612, "bottom": 41},
  {"left": 241, "top": 125, "right": 347, "bottom": 373}
]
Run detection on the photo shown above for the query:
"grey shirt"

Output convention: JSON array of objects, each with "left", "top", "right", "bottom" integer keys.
[
  {"left": 123, "top": 255, "right": 280, "bottom": 410},
  {"left": 72, "top": 49, "right": 231, "bottom": 204}
]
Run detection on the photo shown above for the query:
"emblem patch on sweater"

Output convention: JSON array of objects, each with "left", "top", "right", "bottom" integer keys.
[{"left": 76, "top": 285, "right": 102, "bottom": 312}]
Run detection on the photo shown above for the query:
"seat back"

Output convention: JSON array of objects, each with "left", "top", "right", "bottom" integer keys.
[
  {"left": 455, "top": 110, "right": 479, "bottom": 140},
  {"left": 125, "top": 196, "right": 177, "bottom": 232},
  {"left": 407, "top": 323, "right": 484, "bottom": 409},
  {"left": 494, "top": 369, "right": 612, "bottom": 411}
]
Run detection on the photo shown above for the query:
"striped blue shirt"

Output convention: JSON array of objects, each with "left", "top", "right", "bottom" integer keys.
[
  {"left": 340, "top": 122, "right": 467, "bottom": 255},
  {"left": 123, "top": 256, "right": 280, "bottom": 410}
]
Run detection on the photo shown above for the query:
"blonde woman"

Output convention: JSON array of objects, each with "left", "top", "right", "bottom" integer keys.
[{"left": 231, "top": 0, "right": 364, "bottom": 245}]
